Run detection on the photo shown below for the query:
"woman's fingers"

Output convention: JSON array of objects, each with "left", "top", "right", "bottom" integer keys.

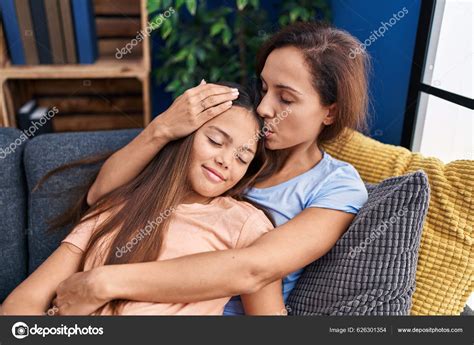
[
  {"left": 200, "top": 91, "right": 239, "bottom": 111},
  {"left": 189, "top": 84, "right": 239, "bottom": 118},
  {"left": 198, "top": 84, "right": 239, "bottom": 101},
  {"left": 199, "top": 100, "right": 233, "bottom": 121},
  {"left": 151, "top": 81, "right": 239, "bottom": 141},
  {"left": 184, "top": 84, "right": 239, "bottom": 119},
  {"left": 189, "top": 83, "right": 238, "bottom": 102}
]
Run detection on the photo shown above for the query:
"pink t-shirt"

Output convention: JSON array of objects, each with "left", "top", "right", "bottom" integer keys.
[{"left": 61, "top": 196, "right": 274, "bottom": 315}]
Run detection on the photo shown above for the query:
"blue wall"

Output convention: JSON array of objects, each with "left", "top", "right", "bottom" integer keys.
[
  {"left": 150, "top": 0, "right": 421, "bottom": 146},
  {"left": 331, "top": 0, "right": 421, "bottom": 145}
]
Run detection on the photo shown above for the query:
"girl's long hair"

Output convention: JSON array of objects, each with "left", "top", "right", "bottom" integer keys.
[{"left": 36, "top": 82, "right": 273, "bottom": 315}]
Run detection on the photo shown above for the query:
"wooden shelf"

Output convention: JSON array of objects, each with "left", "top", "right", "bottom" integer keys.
[
  {"left": 54, "top": 113, "right": 144, "bottom": 132},
  {"left": 0, "top": 0, "right": 151, "bottom": 129},
  {"left": 0, "top": 56, "right": 148, "bottom": 80}
]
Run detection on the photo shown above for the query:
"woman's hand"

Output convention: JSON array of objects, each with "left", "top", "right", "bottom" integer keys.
[
  {"left": 54, "top": 268, "right": 110, "bottom": 315},
  {"left": 86, "top": 81, "right": 239, "bottom": 207},
  {"left": 150, "top": 80, "right": 240, "bottom": 142}
]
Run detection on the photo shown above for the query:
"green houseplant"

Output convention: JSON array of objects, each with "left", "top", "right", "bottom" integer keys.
[{"left": 147, "top": 0, "right": 331, "bottom": 97}]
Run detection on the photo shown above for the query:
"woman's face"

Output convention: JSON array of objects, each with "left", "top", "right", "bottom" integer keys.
[
  {"left": 188, "top": 107, "right": 260, "bottom": 198},
  {"left": 257, "top": 46, "right": 335, "bottom": 150}
]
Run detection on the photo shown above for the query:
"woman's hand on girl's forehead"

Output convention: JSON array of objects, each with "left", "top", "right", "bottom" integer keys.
[{"left": 150, "top": 82, "right": 240, "bottom": 142}]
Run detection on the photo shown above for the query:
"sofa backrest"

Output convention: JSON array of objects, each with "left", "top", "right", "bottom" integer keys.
[
  {"left": 0, "top": 128, "right": 28, "bottom": 301},
  {"left": 23, "top": 129, "right": 141, "bottom": 273}
]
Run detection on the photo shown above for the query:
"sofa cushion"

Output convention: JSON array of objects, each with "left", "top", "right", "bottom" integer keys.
[
  {"left": 324, "top": 131, "right": 474, "bottom": 315},
  {"left": 23, "top": 129, "right": 140, "bottom": 273},
  {"left": 287, "top": 171, "right": 429, "bottom": 315},
  {"left": 0, "top": 128, "right": 28, "bottom": 301}
]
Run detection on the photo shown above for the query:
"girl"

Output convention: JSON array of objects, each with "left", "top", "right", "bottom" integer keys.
[
  {"left": 44, "top": 22, "right": 370, "bottom": 316},
  {"left": 2, "top": 82, "right": 285, "bottom": 316}
]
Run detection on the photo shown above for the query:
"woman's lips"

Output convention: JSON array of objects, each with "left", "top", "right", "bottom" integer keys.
[
  {"left": 202, "top": 166, "right": 225, "bottom": 183},
  {"left": 264, "top": 124, "right": 275, "bottom": 138}
]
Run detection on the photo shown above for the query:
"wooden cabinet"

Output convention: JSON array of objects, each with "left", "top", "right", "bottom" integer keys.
[{"left": 0, "top": 0, "right": 151, "bottom": 131}]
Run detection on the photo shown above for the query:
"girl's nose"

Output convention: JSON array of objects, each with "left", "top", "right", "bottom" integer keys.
[{"left": 215, "top": 154, "right": 229, "bottom": 169}]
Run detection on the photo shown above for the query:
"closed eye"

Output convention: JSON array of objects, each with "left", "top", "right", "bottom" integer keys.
[
  {"left": 237, "top": 156, "right": 248, "bottom": 164},
  {"left": 208, "top": 137, "right": 222, "bottom": 146}
]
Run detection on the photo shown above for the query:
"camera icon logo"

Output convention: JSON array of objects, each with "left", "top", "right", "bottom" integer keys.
[{"left": 12, "top": 322, "right": 29, "bottom": 339}]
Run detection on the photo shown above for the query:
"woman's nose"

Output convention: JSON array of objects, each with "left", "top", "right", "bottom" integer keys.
[{"left": 257, "top": 94, "right": 275, "bottom": 119}]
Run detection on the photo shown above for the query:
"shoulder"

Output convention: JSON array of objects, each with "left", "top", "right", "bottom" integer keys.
[
  {"left": 299, "top": 151, "right": 365, "bottom": 192},
  {"left": 312, "top": 151, "right": 363, "bottom": 184},
  {"left": 217, "top": 197, "right": 274, "bottom": 249},
  {"left": 305, "top": 152, "right": 368, "bottom": 213},
  {"left": 217, "top": 196, "right": 274, "bottom": 229},
  {"left": 218, "top": 196, "right": 270, "bottom": 220}
]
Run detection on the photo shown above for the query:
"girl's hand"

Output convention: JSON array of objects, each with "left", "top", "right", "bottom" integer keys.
[
  {"left": 151, "top": 80, "right": 240, "bottom": 141},
  {"left": 54, "top": 268, "right": 110, "bottom": 315}
]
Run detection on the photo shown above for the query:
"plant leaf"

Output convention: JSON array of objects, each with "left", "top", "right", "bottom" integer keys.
[
  {"left": 222, "top": 27, "right": 232, "bottom": 45},
  {"left": 249, "top": 0, "right": 259, "bottom": 8},
  {"left": 236, "top": 0, "right": 248, "bottom": 11},
  {"left": 171, "top": 48, "right": 189, "bottom": 62},
  {"left": 185, "top": 0, "right": 197, "bottom": 15},
  {"left": 165, "top": 79, "right": 181, "bottom": 92},
  {"left": 161, "top": 18, "right": 173, "bottom": 39},
  {"left": 175, "top": 0, "right": 186, "bottom": 10},
  {"left": 147, "top": 0, "right": 162, "bottom": 13},
  {"left": 210, "top": 21, "right": 224, "bottom": 36}
]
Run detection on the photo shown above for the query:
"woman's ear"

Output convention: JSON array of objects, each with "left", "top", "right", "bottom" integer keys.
[{"left": 323, "top": 103, "right": 337, "bottom": 126}]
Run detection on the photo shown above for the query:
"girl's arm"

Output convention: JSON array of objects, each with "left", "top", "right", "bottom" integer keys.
[
  {"left": 2, "top": 243, "right": 83, "bottom": 315},
  {"left": 55, "top": 207, "right": 355, "bottom": 315},
  {"left": 87, "top": 83, "right": 239, "bottom": 205},
  {"left": 241, "top": 280, "right": 286, "bottom": 316}
]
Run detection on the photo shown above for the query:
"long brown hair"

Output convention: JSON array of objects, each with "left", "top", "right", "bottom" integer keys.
[
  {"left": 256, "top": 21, "right": 370, "bottom": 147},
  {"left": 36, "top": 82, "right": 273, "bottom": 315}
]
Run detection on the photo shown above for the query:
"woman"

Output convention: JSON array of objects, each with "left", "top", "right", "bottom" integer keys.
[
  {"left": 2, "top": 83, "right": 285, "bottom": 315},
  {"left": 53, "top": 21, "right": 370, "bottom": 315}
]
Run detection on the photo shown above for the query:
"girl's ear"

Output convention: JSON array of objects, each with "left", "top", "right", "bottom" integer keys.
[{"left": 323, "top": 103, "right": 337, "bottom": 126}]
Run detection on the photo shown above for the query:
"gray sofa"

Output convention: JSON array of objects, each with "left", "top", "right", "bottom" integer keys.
[
  {"left": 1, "top": 127, "right": 470, "bottom": 315},
  {"left": 0, "top": 127, "right": 140, "bottom": 301}
]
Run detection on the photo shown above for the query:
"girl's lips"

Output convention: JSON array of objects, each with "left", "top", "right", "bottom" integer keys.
[{"left": 202, "top": 166, "right": 225, "bottom": 183}]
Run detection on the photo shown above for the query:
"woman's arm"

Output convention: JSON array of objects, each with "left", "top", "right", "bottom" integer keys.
[
  {"left": 2, "top": 243, "right": 83, "bottom": 315},
  {"left": 87, "top": 82, "right": 239, "bottom": 205},
  {"left": 241, "top": 280, "right": 286, "bottom": 316},
  {"left": 55, "top": 208, "right": 354, "bottom": 315}
]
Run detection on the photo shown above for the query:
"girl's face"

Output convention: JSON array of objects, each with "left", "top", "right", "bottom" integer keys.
[
  {"left": 187, "top": 107, "right": 260, "bottom": 198},
  {"left": 257, "top": 46, "right": 335, "bottom": 150}
]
